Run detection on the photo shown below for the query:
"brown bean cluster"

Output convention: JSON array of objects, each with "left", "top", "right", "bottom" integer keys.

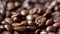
[{"left": 0, "top": 0, "right": 60, "bottom": 34}]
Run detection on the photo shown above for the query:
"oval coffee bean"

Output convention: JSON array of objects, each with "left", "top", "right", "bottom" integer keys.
[
  {"left": 46, "top": 26, "right": 57, "bottom": 32},
  {"left": 35, "top": 29, "right": 41, "bottom": 34}
]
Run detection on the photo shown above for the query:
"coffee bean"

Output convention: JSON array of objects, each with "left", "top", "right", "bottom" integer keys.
[
  {"left": 46, "top": 26, "right": 57, "bottom": 32},
  {"left": 53, "top": 22, "right": 60, "bottom": 28},
  {"left": 46, "top": 18, "right": 53, "bottom": 26},
  {"left": 48, "top": 32, "right": 58, "bottom": 34},
  {"left": 26, "top": 15, "right": 34, "bottom": 21},
  {"left": 28, "top": 21, "right": 36, "bottom": 26},
  {"left": 5, "top": 18, "right": 13, "bottom": 24},
  {"left": 35, "top": 29, "right": 40, "bottom": 34},
  {"left": 40, "top": 30, "right": 48, "bottom": 34},
  {"left": 13, "top": 31, "right": 20, "bottom": 34},
  {"left": 13, "top": 26, "right": 26, "bottom": 31}
]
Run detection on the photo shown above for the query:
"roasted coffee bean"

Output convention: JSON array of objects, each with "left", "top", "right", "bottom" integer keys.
[
  {"left": 46, "top": 26, "right": 57, "bottom": 32},
  {"left": 12, "top": 23, "right": 21, "bottom": 27},
  {"left": 1, "top": 31, "right": 11, "bottom": 34},
  {"left": 35, "top": 29, "right": 40, "bottom": 34},
  {"left": 33, "top": 14, "right": 39, "bottom": 18},
  {"left": 28, "top": 21, "right": 36, "bottom": 26},
  {"left": 4, "top": 24, "right": 11, "bottom": 31},
  {"left": 35, "top": 16, "right": 46, "bottom": 25},
  {"left": 26, "top": 26, "right": 38, "bottom": 30},
  {"left": 53, "top": 22, "right": 60, "bottom": 28},
  {"left": 14, "top": 2, "right": 20, "bottom": 7},
  {"left": 20, "top": 9, "right": 28, "bottom": 16},
  {"left": 46, "top": 18, "right": 53, "bottom": 26},
  {"left": 29, "top": 8, "right": 37, "bottom": 14},
  {"left": 26, "top": 15, "right": 34, "bottom": 21},
  {"left": 20, "top": 21, "right": 28, "bottom": 26},
  {"left": 5, "top": 18, "right": 13, "bottom": 24},
  {"left": 13, "top": 26, "right": 26, "bottom": 31},
  {"left": 7, "top": 2, "right": 15, "bottom": 10}
]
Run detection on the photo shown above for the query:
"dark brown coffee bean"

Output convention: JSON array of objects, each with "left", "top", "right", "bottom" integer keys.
[
  {"left": 28, "top": 21, "right": 36, "bottom": 26},
  {"left": 35, "top": 16, "right": 46, "bottom": 25},
  {"left": 1, "top": 31, "right": 11, "bottom": 34},
  {"left": 4, "top": 24, "right": 11, "bottom": 31},
  {"left": 26, "top": 26, "right": 38, "bottom": 30},
  {"left": 33, "top": 14, "right": 39, "bottom": 18},
  {"left": 26, "top": 15, "right": 34, "bottom": 21},
  {"left": 46, "top": 18, "right": 53, "bottom": 26},
  {"left": 35, "top": 29, "right": 40, "bottom": 34},
  {"left": 7, "top": 2, "right": 15, "bottom": 10},
  {"left": 13, "top": 26, "right": 26, "bottom": 31},
  {"left": 53, "top": 22, "right": 60, "bottom": 28},
  {"left": 20, "top": 9, "right": 28, "bottom": 16},
  {"left": 46, "top": 26, "right": 57, "bottom": 32},
  {"left": 14, "top": 2, "right": 20, "bottom": 7},
  {"left": 29, "top": 8, "right": 37, "bottom": 14},
  {"left": 5, "top": 18, "right": 13, "bottom": 24}
]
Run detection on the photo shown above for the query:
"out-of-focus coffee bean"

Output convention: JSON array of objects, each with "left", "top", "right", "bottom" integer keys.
[
  {"left": 40, "top": 30, "right": 48, "bottom": 34},
  {"left": 5, "top": 18, "right": 13, "bottom": 24},
  {"left": 26, "top": 15, "right": 34, "bottom": 21},
  {"left": 12, "top": 23, "right": 21, "bottom": 27},
  {"left": 54, "top": 6, "right": 58, "bottom": 11},
  {"left": 48, "top": 32, "right": 57, "bottom": 34},
  {"left": 35, "top": 29, "right": 40, "bottom": 34},
  {"left": 6, "top": 11, "right": 11, "bottom": 18},
  {"left": 1, "top": 31, "right": 11, "bottom": 34},
  {"left": 53, "top": 22, "right": 60, "bottom": 28},
  {"left": 26, "top": 26, "right": 38, "bottom": 30},
  {"left": 13, "top": 26, "right": 26, "bottom": 31},
  {"left": 35, "top": 16, "right": 46, "bottom": 25},
  {"left": 4, "top": 24, "right": 11, "bottom": 31},
  {"left": 0, "top": 15, "right": 3, "bottom": 22},
  {"left": 13, "top": 31, "right": 20, "bottom": 34},
  {"left": 30, "top": 0, "right": 38, "bottom": 3},
  {"left": 20, "top": 21, "right": 28, "bottom": 26},
  {"left": 14, "top": 2, "right": 20, "bottom": 7},
  {"left": 7, "top": 2, "right": 15, "bottom": 10},
  {"left": 0, "top": 1, "right": 5, "bottom": 16},
  {"left": 29, "top": 8, "right": 37, "bottom": 14},
  {"left": 28, "top": 21, "right": 36, "bottom": 26},
  {"left": 0, "top": 25, "right": 4, "bottom": 29},
  {"left": 20, "top": 9, "right": 28, "bottom": 16},
  {"left": 46, "top": 18, "right": 53, "bottom": 26},
  {"left": 47, "top": 1, "right": 57, "bottom": 10},
  {"left": 46, "top": 26, "right": 57, "bottom": 32},
  {"left": 22, "top": 31, "right": 28, "bottom": 34},
  {"left": 33, "top": 14, "right": 39, "bottom": 18}
]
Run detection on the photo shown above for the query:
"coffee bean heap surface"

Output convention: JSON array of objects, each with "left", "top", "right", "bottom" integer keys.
[{"left": 0, "top": 0, "right": 60, "bottom": 34}]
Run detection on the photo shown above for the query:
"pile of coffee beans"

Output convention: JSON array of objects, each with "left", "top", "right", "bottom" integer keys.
[{"left": 0, "top": 0, "right": 60, "bottom": 34}]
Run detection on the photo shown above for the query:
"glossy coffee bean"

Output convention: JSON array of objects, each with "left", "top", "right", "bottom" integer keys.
[
  {"left": 26, "top": 15, "right": 34, "bottom": 21},
  {"left": 53, "top": 22, "right": 60, "bottom": 28},
  {"left": 20, "top": 9, "right": 28, "bottom": 16},
  {"left": 48, "top": 32, "right": 58, "bottom": 34},
  {"left": 46, "top": 26, "right": 57, "bottom": 32},
  {"left": 28, "top": 21, "right": 36, "bottom": 26},
  {"left": 29, "top": 8, "right": 37, "bottom": 14},
  {"left": 40, "top": 31, "right": 48, "bottom": 34},
  {"left": 46, "top": 18, "right": 53, "bottom": 26},
  {"left": 35, "top": 16, "right": 46, "bottom": 25},
  {"left": 5, "top": 18, "right": 13, "bottom": 24},
  {"left": 35, "top": 29, "right": 40, "bottom": 34},
  {"left": 4, "top": 24, "right": 11, "bottom": 31}
]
